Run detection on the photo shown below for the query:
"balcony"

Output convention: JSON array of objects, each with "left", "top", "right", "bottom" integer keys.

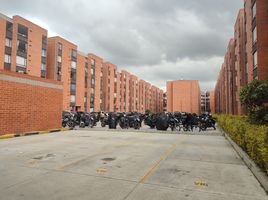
[
  {"left": 41, "top": 70, "right": 46, "bottom": 78},
  {"left": 5, "top": 46, "right": 12, "bottom": 55},
  {"left": 17, "top": 50, "right": 27, "bottom": 58},
  {"left": 16, "top": 66, "right": 27, "bottom": 73},
  {"left": 4, "top": 63, "right": 11, "bottom": 71},
  {"left": 6, "top": 30, "right": 12, "bottom": 39},
  {"left": 17, "top": 34, "right": 27, "bottom": 42},
  {"left": 41, "top": 56, "right": 46, "bottom": 64}
]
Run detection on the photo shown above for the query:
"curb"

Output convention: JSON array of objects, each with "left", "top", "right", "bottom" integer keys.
[
  {"left": 218, "top": 126, "right": 268, "bottom": 193},
  {"left": 0, "top": 128, "right": 70, "bottom": 140}
]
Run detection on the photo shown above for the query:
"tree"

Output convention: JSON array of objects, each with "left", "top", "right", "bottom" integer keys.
[{"left": 240, "top": 80, "right": 268, "bottom": 124}]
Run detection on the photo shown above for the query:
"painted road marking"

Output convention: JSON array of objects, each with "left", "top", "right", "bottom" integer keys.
[
  {"left": 194, "top": 180, "right": 208, "bottom": 187},
  {"left": 96, "top": 168, "right": 108, "bottom": 173},
  {"left": 139, "top": 139, "right": 182, "bottom": 183}
]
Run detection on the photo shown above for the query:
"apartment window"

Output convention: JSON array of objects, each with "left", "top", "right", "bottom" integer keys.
[
  {"left": 71, "top": 49, "right": 77, "bottom": 60},
  {"left": 16, "top": 56, "right": 27, "bottom": 67},
  {"left": 41, "top": 63, "right": 46, "bottom": 70},
  {"left": 71, "top": 61, "right": 77, "bottom": 69},
  {"left": 91, "top": 68, "right": 94, "bottom": 75},
  {"left": 42, "top": 35, "right": 47, "bottom": 44},
  {"left": 70, "top": 84, "right": 76, "bottom": 91},
  {"left": 70, "top": 95, "right": 76, "bottom": 103},
  {"left": 18, "top": 24, "right": 28, "bottom": 37},
  {"left": 253, "top": 51, "right": 258, "bottom": 68},
  {"left": 252, "top": 27, "right": 257, "bottom": 44},
  {"left": 42, "top": 49, "right": 46, "bottom": 57},
  {"left": 91, "top": 59, "right": 95, "bottom": 66},
  {"left": 5, "top": 38, "right": 12, "bottom": 47},
  {"left": 58, "top": 43, "right": 62, "bottom": 50},
  {"left": 17, "top": 40, "right": 27, "bottom": 52},
  {"left": 6, "top": 21, "right": 13, "bottom": 32},
  {"left": 71, "top": 70, "right": 76, "bottom": 81},
  {"left": 57, "top": 56, "right": 62, "bottom": 63},
  {"left": 4, "top": 54, "right": 11, "bottom": 63},
  {"left": 252, "top": 2, "right": 256, "bottom": 19}
]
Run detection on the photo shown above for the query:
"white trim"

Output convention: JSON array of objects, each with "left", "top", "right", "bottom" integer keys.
[{"left": 0, "top": 74, "right": 63, "bottom": 90}]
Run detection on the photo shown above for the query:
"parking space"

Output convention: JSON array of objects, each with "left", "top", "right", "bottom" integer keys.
[{"left": 0, "top": 129, "right": 267, "bottom": 200}]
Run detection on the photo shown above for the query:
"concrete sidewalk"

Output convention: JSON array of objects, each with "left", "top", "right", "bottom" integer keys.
[{"left": 0, "top": 129, "right": 267, "bottom": 200}]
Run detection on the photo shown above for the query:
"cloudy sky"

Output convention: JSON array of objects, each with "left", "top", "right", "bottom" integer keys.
[{"left": 1, "top": 0, "right": 243, "bottom": 91}]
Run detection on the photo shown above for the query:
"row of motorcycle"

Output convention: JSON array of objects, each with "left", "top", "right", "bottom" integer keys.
[{"left": 62, "top": 111, "right": 216, "bottom": 132}]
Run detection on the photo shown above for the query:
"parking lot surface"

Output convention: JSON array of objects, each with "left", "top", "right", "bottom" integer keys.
[{"left": 0, "top": 129, "right": 267, "bottom": 200}]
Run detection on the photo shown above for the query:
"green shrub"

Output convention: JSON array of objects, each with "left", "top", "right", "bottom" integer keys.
[
  {"left": 215, "top": 114, "right": 268, "bottom": 174},
  {"left": 240, "top": 79, "right": 268, "bottom": 125}
]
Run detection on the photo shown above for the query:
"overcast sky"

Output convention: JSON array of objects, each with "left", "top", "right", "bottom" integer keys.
[{"left": 1, "top": 0, "right": 243, "bottom": 91}]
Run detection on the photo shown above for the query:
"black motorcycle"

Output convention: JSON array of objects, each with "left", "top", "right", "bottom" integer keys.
[
  {"left": 84, "top": 113, "right": 95, "bottom": 128},
  {"left": 127, "top": 113, "right": 141, "bottom": 130},
  {"left": 168, "top": 113, "right": 179, "bottom": 131},
  {"left": 108, "top": 113, "right": 118, "bottom": 129},
  {"left": 62, "top": 111, "right": 76, "bottom": 129},
  {"left": 118, "top": 113, "right": 129, "bottom": 129},
  {"left": 198, "top": 115, "right": 216, "bottom": 131},
  {"left": 144, "top": 113, "right": 157, "bottom": 129},
  {"left": 100, "top": 112, "right": 109, "bottom": 127}
]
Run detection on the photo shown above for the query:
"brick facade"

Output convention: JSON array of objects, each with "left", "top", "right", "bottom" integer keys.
[
  {"left": 0, "top": 70, "right": 63, "bottom": 135},
  {"left": 215, "top": 0, "right": 268, "bottom": 115},
  {"left": 47, "top": 36, "right": 77, "bottom": 111},
  {"left": 167, "top": 80, "right": 201, "bottom": 114},
  {"left": 0, "top": 14, "right": 48, "bottom": 78}
]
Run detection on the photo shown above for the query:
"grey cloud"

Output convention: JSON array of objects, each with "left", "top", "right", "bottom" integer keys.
[{"left": 0, "top": 0, "right": 243, "bottom": 90}]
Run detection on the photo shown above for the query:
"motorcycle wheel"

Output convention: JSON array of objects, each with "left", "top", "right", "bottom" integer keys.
[
  {"left": 67, "top": 121, "right": 75, "bottom": 129},
  {"left": 80, "top": 122, "right": 85, "bottom": 128},
  {"left": 101, "top": 121, "right": 106, "bottom": 127},
  {"left": 134, "top": 121, "right": 140, "bottom": 130}
]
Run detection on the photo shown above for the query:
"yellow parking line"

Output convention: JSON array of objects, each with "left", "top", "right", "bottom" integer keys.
[
  {"left": 139, "top": 140, "right": 182, "bottom": 183},
  {"left": 39, "top": 131, "right": 49, "bottom": 134},
  {"left": 0, "top": 134, "right": 15, "bottom": 139}
]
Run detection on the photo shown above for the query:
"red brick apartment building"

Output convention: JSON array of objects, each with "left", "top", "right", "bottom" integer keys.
[
  {"left": 167, "top": 80, "right": 201, "bottom": 114},
  {"left": 46, "top": 36, "right": 78, "bottom": 111},
  {"left": 214, "top": 0, "right": 268, "bottom": 115},
  {"left": 209, "top": 91, "right": 215, "bottom": 114},
  {"left": 0, "top": 14, "right": 48, "bottom": 77},
  {"left": 88, "top": 54, "right": 103, "bottom": 112},
  {"left": 0, "top": 13, "right": 164, "bottom": 114}
]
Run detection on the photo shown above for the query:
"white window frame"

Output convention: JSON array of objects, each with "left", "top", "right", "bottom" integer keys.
[
  {"left": 16, "top": 56, "right": 27, "bottom": 68},
  {"left": 71, "top": 61, "right": 77, "bottom": 69},
  {"left": 70, "top": 95, "right": 76, "bottom": 103},
  {"left": 252, "top": 2, "right": 256, "bottom": 18},
  {"left": 4, "top": 54, "right": 11, "bottom": 63},
  {"left": 253, "top": 51, "right": 258, "bottom": 68},
  {"left": 5, "top": 38, "right": 12, "bottom": 47},
  {"left": 57, "top": 56, "right": 62, "bottom": 63},
  {"left": 41, "top": 63, "right": 46, "bottom": 71},
  {"left": 252, "top": 26, "right": 257, "bottom": 44},
  {"left": 42, "top": 49, "right": 46, "bottom": 57}
]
